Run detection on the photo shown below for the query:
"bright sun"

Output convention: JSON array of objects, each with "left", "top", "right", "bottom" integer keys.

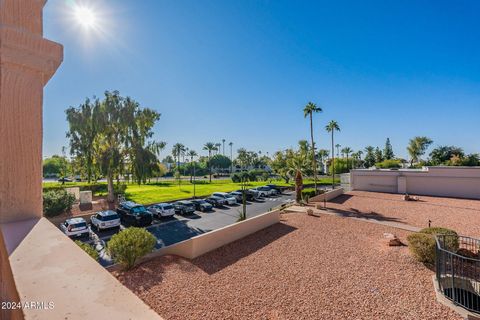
[{"left": 74, "top": 6, "right": 96, "bottom": 28}]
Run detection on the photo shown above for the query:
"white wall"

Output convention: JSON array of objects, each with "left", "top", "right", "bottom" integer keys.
[{"left": 350, "top": 167, "right": 480, "bottom": 199}]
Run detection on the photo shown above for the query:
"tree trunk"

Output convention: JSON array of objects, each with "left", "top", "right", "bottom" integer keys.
[
  {"left": 331, "top": 132, "right": 335, "bottom": 189},
  {"left": 295, "top": 170, "right": 303, "bottom": 203},
  {"left": 309, "top": 113, "right": 317, "bottom": 194},
  {"left": 107, "top": 173, "right": 115, "bottom": 203}
]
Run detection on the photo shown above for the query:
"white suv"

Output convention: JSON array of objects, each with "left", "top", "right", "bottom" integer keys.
[
  {"left": 90, "top": 210, "right": 121, "bottom": 230},
  {"left": 60, "top": 218, "right": 90, "bottom": 238},
  {"left": 147, "top": 203, "right": 175, "bottom": 218},
  {"left": 212, "top": 192, "right": 237, "bottom": 205}
]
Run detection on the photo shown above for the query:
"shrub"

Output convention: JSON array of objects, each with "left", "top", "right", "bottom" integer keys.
[
  {"left": 43, "top": 189, "right": 76, "bottom": 217},
  {"left": 407, "top": 227, "right": 458, "bottom": 264},
  {"left": 375, "top": 159, "right": 402, "bottom": 169},
  {"left": 301, "top": 188, "right": 317, "bottom": 199},
  {"left": 106, "top": 227, "right": 156, "bottom": 270},
  {"left": 74, "top": 240, "right": 99, "bottom": 261}
]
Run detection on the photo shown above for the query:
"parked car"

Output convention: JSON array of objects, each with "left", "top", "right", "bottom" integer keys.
[
  {"left": 60, "top": 217, "right": 90, "bottom": 238},
  {"left": 234, "top": 189, "right": 260, "bottom": 201},
  {"left": 212, "top": 192, "right": 237, "bottom": 205},
  {"left": 57, "top": 177, "right": 73, "bottom": 183},
  {"left": 190, "top": 199, "right": 213, "bottom": 212},
  {"left": 90, "top": 210, "right": 121, "bottom": 231},
  {"left": 251, "top": 186, "right": 275, "bottom": 197},
  {"left": 116, "top": 201, "right": 153, "bottom": 227},
  {"left": 205, "top": 195, "right": 226, "bottom": 207},
  {"left": 266, "top": 184, "right": 282, "bottom": 194},
  {"left": 147, "top": 203, "right": 175, "bottom": 218},
  {"left": 173, "top": 201, "right": 195, "bottom": 215},
  {"left": 229, "top": 191, "right": 243, "bottom": 202}
]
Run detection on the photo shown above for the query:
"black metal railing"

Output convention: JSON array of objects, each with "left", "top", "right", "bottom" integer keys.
[{"left": 435, "top": 234, "right": 480, "bottom": 314}]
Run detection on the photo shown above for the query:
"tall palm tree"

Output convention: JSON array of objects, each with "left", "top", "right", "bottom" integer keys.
[
  {"left": 229, "top": 142, "right": 233, "bottom": 173},
  {"left": 215, "top": 143, "right": 221, "bottom": 156},
  {"left": 303, "top": 102, "right": 323, "bottom": 193},
  {"left": 317, "top": 149, "right": 329, "bottom": 174},
  {"left": 335, "top": 144, "right": 341, "bottom": 158},
  {"left": 187, "top": 150, "right": 197, "bottom": 183},
  {"left": 222, "top": 139, "right": 226, "bottom": 155},
  {"left": 326, "top": 120, "right": 340, "bottom": 188},
  {"left": 341, "top": 147, "right": 353, "bottom": 170},
  {"left": 172, "top": 143, "right": 185, "bottom": 168},
  {"left": 203, "top": 142, "right": 216, "bottom": 182},
  {"left": 407, "top": 136, "right": 433, "bottom": 167}
]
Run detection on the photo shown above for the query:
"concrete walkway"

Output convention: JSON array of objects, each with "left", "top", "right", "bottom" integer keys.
[{"left": 285, "top": 205, "right": 421, "bottom": 232}]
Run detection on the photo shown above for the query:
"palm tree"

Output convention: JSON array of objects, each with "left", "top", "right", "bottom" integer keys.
[
  {"left": 303, "top": 102, "right": 323, "bottom": 193},
  {"left": 215, "top": 143, "right": 221, "bottom": 155},
  {"left": 317, "top": 149, "right": 329, "bottom": 174},
  {"left": 335, "top": 144, "right": 341, "bottom": 158},
  {"left": 229, "top": 142, "right": 233, "bottom": 173},
  {"left": 326, "top": 120, "right": 340, "bottom": 188},
  {"left": 287, "top": 152, "right": 308, "bottom": 203},
  {"left": 341, "top": 147, "right": 353, "bottom": 170},
  {"left": 222, "top": 139, "right": 226, "bottom": 155},
  {"left": 187, "top": 150, "right": 197, "bottom": 183},
  {"left": 407, "top": 136, "right": 433, "bottom": 167},
  {"left": 203, "top": 142, "right": 216, "bottom": 182},
  {"left": 172, "top": 143, "right": 185, "bottom": 168}
]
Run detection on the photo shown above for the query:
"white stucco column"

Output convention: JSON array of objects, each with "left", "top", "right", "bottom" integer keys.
[{"left": 0, "top": 0, "right": 63, "bottom": 224}]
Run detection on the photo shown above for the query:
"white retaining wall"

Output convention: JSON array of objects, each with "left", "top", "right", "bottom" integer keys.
[{"left": 350, "top": 167, "right": 480, "bottom": 199}]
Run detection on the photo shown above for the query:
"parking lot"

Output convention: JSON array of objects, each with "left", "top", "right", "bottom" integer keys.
[{"left": 76, "top": 192, "right": 294, "bottom": 266}]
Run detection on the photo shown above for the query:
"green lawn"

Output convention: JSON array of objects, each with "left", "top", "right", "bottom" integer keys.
[{"left": 43, "top": 177, "right": 338, "bottom": 205}]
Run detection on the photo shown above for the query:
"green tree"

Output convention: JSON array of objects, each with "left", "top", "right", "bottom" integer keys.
[
  {"left": 326, "top": 120, "right": 340, "bottom": 188},
  {"left": 341, "top": 147, "right": 353, "bottom": 170},
  {"left": 383, "top": 138, "right": 395, "bottom": 160},
  {"left": 203, "top": 142, "right": 216, "bottom": 182},
  {"left": 374, "top": 147, "right": 384, "bottom": 163},
  {"left": 43, "top": 155, "right": 69, "bottom": 178},
  {"left": 65, "top": 97, "right": 99, "bottom": 183},
  {"left": 210, "top": 154, "right": 232, "bottom": 172},
  {"left": 335, "top": 144, "right": 341, "bottom": 157},
  {"left": 429, "top": 145, "right": 464, "bottom": 165},
  {"left": 317, "top": 149, "right": 329, "bottom": 174},
  {"left": 303, "top": 102, "right": 323, "bottom": 193},
  {"left": 407, "top": 136, "right": 433, "bottom": 166},
  {"left": 270, "top": 150, "right": 291, "bottom": 183},
  {"left": 287, "top": 151, "right": 308, "bottom": 202},
  {"left": 172, "top": 143, "right": 186, "bottom": 168},
  {"left": 364, "top": 146, "right": 376, "bottom": 168}
]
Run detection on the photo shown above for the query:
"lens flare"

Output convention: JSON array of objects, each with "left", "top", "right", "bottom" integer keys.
[{"left": 74, "top": 6, "right": 96, "bottom": 29}]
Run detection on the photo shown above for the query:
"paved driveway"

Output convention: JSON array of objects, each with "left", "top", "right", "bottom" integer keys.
[{"left": 83, "top": 192, "right": 294, "bottom": 266}]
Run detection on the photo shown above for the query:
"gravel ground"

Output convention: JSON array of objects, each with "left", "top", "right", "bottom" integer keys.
[
  {"left": 114, "top": 213, "right": 462, "bottom": 320},
  {"left": 326, "top": 191, "right": 480, "bottom": 237}
]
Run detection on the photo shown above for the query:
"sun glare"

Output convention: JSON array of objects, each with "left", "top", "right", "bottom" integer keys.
[{"left": 74, "top": 6, "right": 96, "bottom": 29}]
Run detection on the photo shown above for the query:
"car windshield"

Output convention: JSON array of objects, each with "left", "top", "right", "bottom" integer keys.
[
  {"left": 72, "top": 222, "right": 87, "bottom": 228},
  {"left": 198, "top": 200, "right": 207, "bottom": 204},
  {"left": 162, "top": 205, "right": 173, "bottom": 210},
  {"left": 131, "top": 206, "right": 148, "bottom": 215},
  {"left": 99, "top": 214, "right": 118, "bottom": 221},
  {"left": 185, "top": 203, "right": 194, "bottom": 207}
]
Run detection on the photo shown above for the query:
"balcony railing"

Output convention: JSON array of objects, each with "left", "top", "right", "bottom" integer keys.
[{"left": 435, "top": 234, "right": 480, "bottom": 314}]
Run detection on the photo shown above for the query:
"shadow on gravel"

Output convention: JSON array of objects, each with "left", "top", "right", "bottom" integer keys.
[
  {"left": 329, "top": 207, "right": 404, "bottom": 223},
  {"left": 328, "top": 194, "right": 354, "bottom": 204},
  {"left": 191, "top": 222, "right": 297, "bottom": 275}
]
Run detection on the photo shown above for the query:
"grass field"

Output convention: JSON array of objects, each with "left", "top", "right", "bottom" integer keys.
[{"left": 43, "top": 177, "right": 338, "bottom": 204}]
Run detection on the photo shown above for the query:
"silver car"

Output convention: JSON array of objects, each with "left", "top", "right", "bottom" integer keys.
[{"left": 148, "top": 203, "right": 176, "bottom": 218}]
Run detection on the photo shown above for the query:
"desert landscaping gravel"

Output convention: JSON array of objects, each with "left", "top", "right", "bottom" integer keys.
[
  {"left": 327, "top": 191, "right": 480, "bottom": 237},
  {"left": 115, "top": 212, "right": 462, "bottom": 320}
]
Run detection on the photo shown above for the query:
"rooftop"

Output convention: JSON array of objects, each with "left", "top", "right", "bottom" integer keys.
[{"left": 114, "top": 212, "right": 461, "bottom": 320}]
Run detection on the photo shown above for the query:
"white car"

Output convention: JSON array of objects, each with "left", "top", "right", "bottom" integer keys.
[
  {"left": 251, "top": 186, "right": 275, "bottom": 197},
  {"left": 147, "top": 203, "right": 176, "bottom": 218},
  {"left": 90, "top": 210, "right": 121, "bottom": 230},
  {"left": 212, "top": 192, "right": 237, "bottom": 205},
  {"left": 60, "top": 218, "right": 90, "bottom": 238}
]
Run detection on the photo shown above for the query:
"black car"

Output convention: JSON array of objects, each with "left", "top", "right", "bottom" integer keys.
[
  {"left": 116, "top": 201, "right": 153, "bottom": 227},
  {"left": 234, "top": 189, "right": 258, "bottom": 201},
  {"left": 205, "top": 196, "right": 225, "bottom": 207},
  {"left": 190, "top": 199, "right": 213, "bottom": 212},
  {"left": 58, "top": 177, "right": 73, "bottom": 183},
  {"left": 173, "top": 201, "right": 196, "bottom": 215}
]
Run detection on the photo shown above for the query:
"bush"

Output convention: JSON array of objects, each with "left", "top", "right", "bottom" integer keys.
[
  {"left": 375, "top": 159, "right": 402, "bottom": 169},
  {"left": 43, "top": 189, "right": 76, "bottom": 217},
  {"left": 407, "top": 227, "right": 458, "bottom": 264},
  {"left": 74, "top": 240, "right": 99, "bottom": 261},
  {"left": 106, "top": 227, "right": 156, "bottom": 270},
  {"left": 301, "top": 188, "right": 317, "bottom": 199}
]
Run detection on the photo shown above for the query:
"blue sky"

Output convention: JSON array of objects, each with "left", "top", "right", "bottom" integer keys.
[{"left": 43, "top": 0, "right": 480, "bottom": 159}]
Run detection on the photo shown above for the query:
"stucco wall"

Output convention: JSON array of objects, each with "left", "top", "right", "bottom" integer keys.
[
  {"left": 310, "top": 188, "right": 345, "bottom": 202},
  {"left": 119, "top": 209, "right": 281, "bottom": 266},
  {"left": 351, "top": 167, "right": 480, "bottom": 199}
]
